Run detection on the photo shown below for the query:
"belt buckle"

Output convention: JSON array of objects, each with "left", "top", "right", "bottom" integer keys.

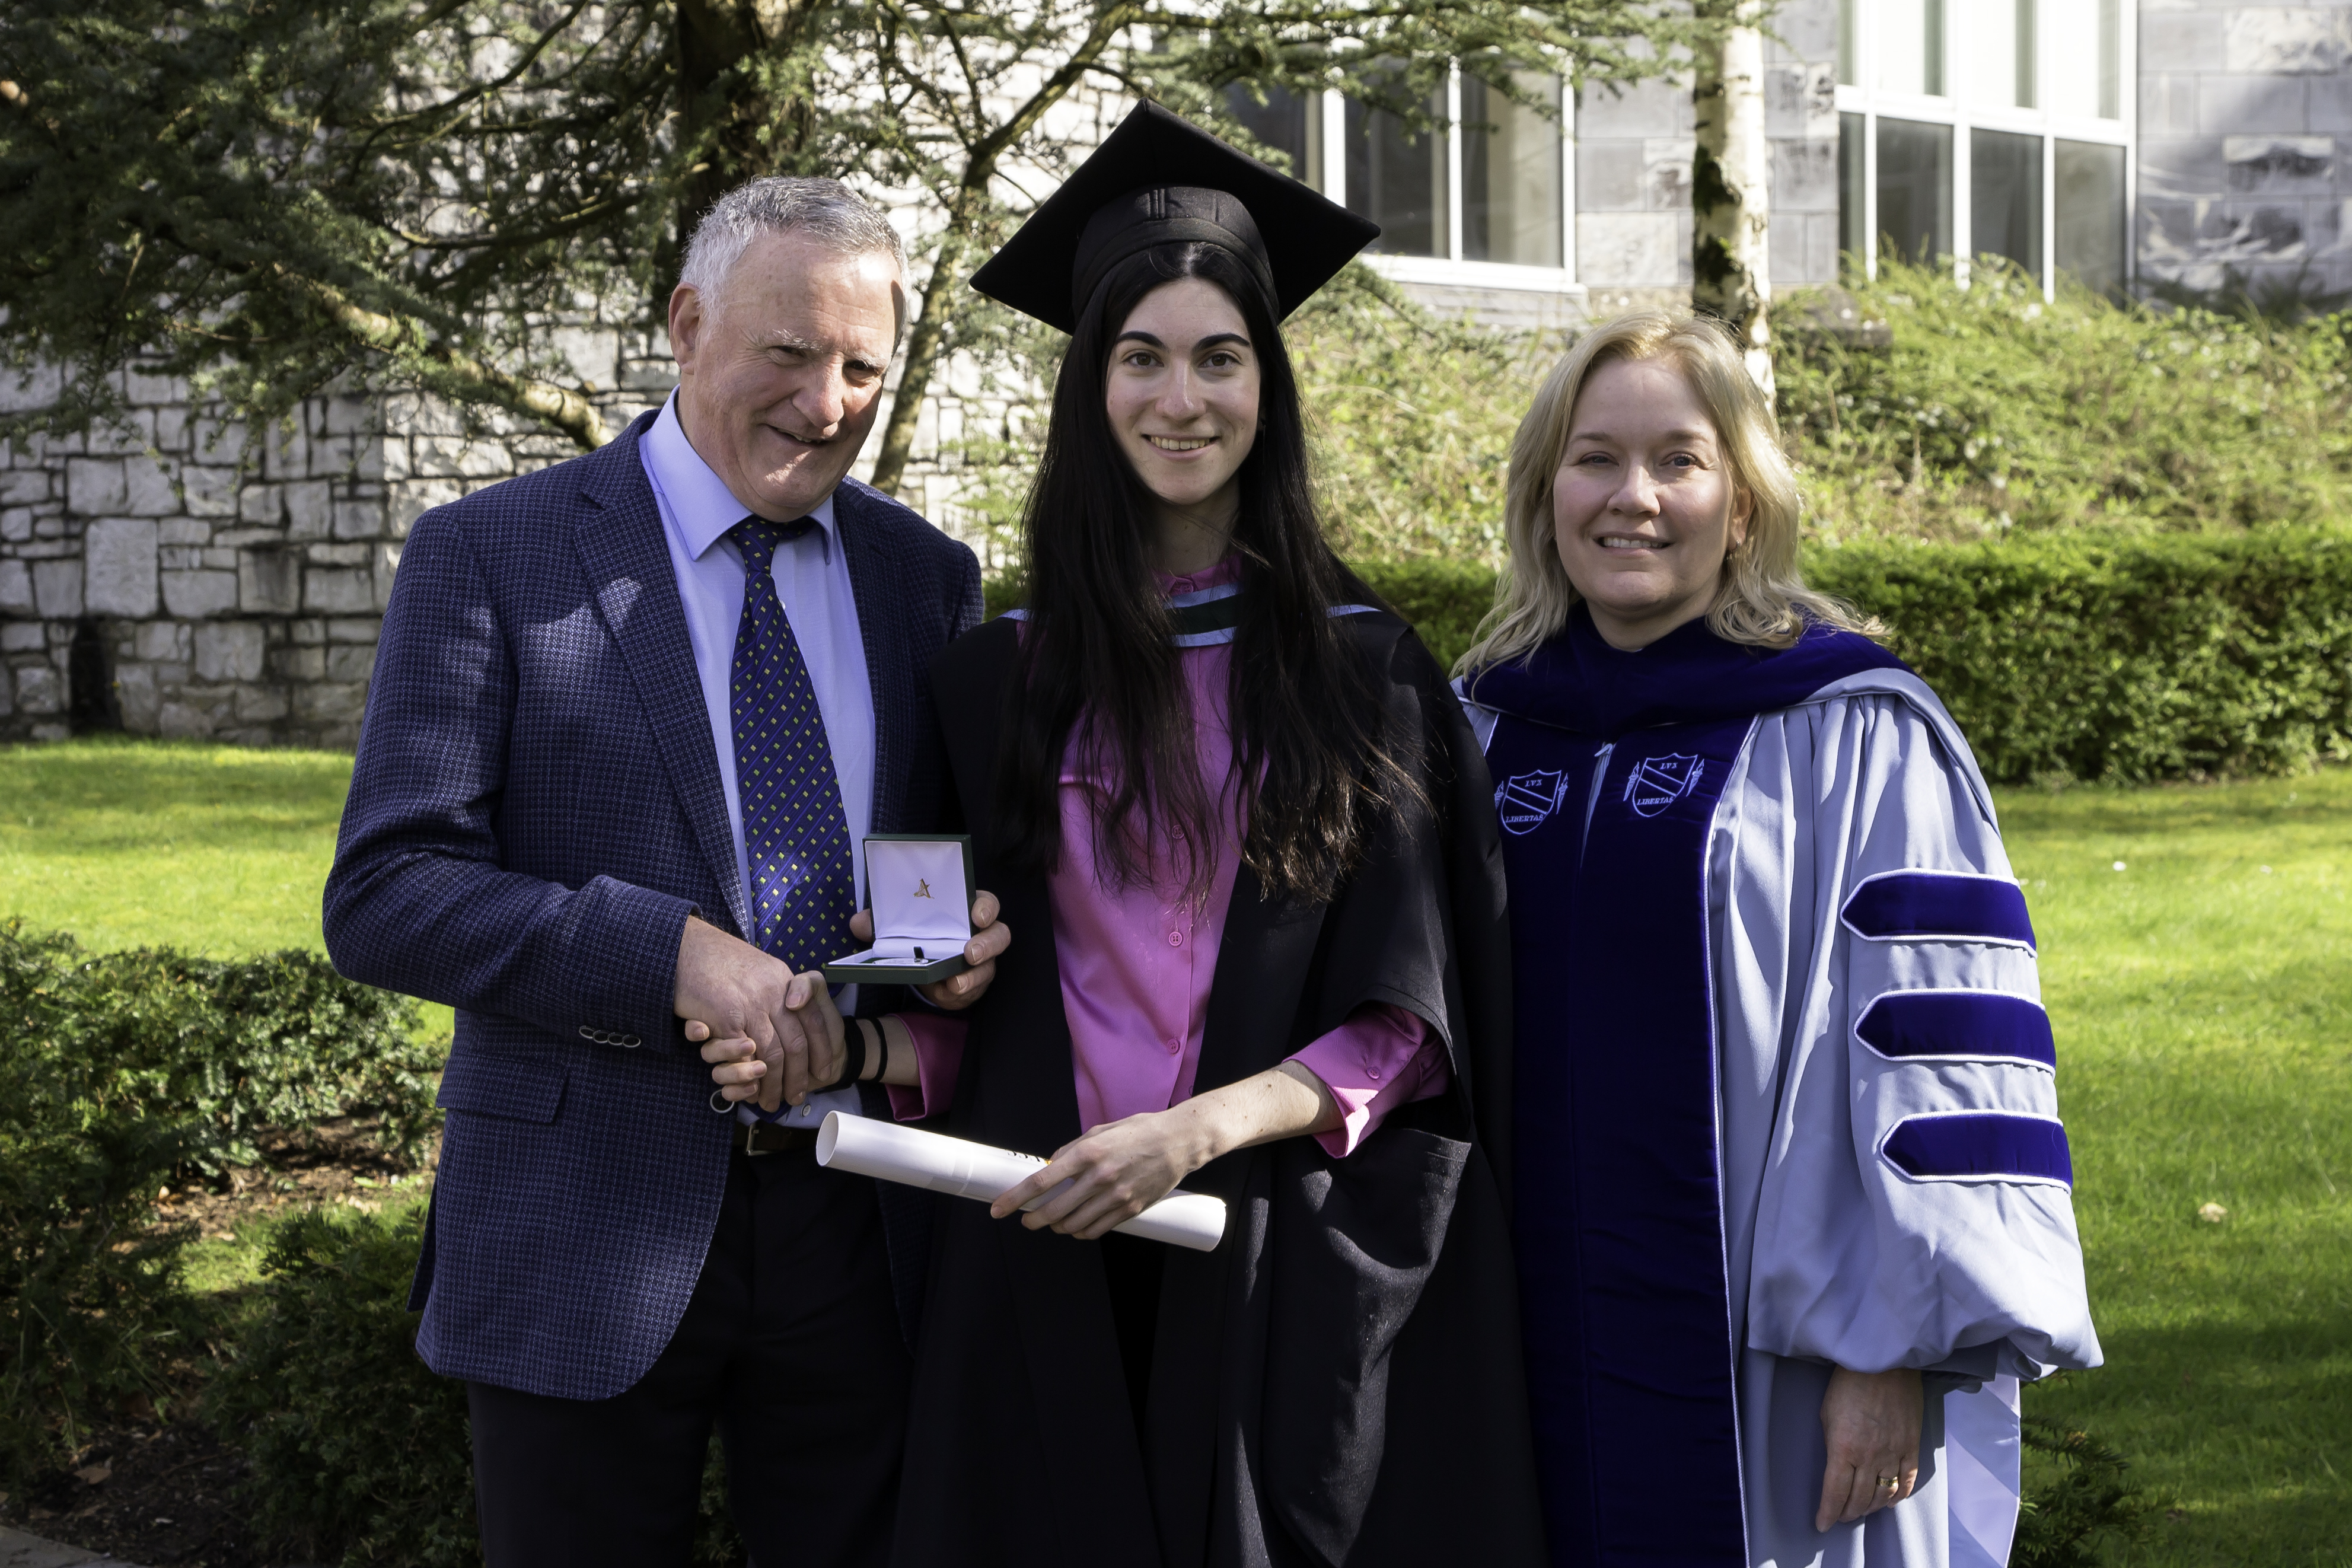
[{"left": 744, "top": 1121, "right": 774, "bottom": 1158}]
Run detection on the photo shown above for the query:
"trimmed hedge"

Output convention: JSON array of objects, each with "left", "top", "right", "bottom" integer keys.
[
  {"left": 987, "top": 530, "right": 2352, "bottom": 784},
  {"left": 1806, "top": 531, "right": 2352, "bottom": 782}
]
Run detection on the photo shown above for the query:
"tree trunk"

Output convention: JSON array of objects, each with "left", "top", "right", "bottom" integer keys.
[
  {"left": 1692, "top": 7, "right": 1773, "bottom": 393},
  {"left": 668, "top": 0, "right": 825, "bottom": 292},
  {"left": 866, "top": 192, "right": 980, "bottom": 498}
]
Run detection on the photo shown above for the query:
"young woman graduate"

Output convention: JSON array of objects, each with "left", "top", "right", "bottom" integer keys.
[
  {"left": 855, "top": 103, "right": 1541, "bottom": 1567},
  {"left": 1455, "top": 313, "right": 2101, "bottom": 1568}
]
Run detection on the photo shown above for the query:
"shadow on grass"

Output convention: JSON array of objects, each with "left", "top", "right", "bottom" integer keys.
[
  {"left": 1, "top": 736, "right": 352, "bottom": 844},
  {"left": 2028, "top": 1312, "right": 2352, "bottom": 1566}
]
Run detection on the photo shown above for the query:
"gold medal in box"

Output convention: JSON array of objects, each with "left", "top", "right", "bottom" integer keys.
[{"left": 821, "top": 834, "right": 977, "bottom": 986}]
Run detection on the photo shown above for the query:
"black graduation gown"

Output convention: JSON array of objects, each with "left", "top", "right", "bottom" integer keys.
[{"left": 892, "top": 607, "right": 1547, "bottom": 1568}]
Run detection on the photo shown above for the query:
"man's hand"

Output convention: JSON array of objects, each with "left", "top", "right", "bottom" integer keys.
[
  {"left": 850, "top": 888, "right": 1010, "bottom": 1010},
  {"left": 674, "top": 917, "right": 846, "bottom": 1111},
  {"left": 1815, "top": 1366, "right": 1923, "bottom": 1532}
]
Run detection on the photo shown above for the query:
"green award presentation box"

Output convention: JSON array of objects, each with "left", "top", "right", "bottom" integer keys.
[{"left": 821, "top": 834, "right": 976, "bottom": 987}]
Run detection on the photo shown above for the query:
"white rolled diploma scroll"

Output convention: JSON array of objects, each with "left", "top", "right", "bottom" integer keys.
[{"left": 815, "top": 1111, "right": 1226, "bottom": 1251}]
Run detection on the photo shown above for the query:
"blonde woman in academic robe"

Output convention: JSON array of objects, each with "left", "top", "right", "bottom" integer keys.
[{"left": 1457, "top": 313, "right": 2101, "bottom": 1568}]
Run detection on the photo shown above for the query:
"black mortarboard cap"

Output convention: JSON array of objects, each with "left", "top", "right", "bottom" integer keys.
[{"left": 969, "top": 100, "right": 1380, "bottom": 333}]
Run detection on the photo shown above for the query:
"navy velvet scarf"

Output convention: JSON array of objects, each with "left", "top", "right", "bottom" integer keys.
[
  {"left": 1471, "top": 608, "right": 1903, "bottom": 1567},
  {"left": 1463, "top": 603, "right": 1907, "bottom": 738}
]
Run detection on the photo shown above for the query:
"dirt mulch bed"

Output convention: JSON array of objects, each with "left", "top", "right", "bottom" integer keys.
[
  {"left": 2, "top": 1417, "right": 273, "bottom": 1567},
  {"left": 151, "top": 1117, "right": 437, "bottom": 1243},
  {"left": 2, "top": 1117, "right": 437, "bottom": 1567}
]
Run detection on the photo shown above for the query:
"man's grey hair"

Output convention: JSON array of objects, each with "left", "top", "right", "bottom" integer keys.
[{"left": 677, "top": 177, "right": 909, "bottom": 341}]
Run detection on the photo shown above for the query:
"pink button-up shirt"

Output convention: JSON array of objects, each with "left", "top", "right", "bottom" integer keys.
[{"left": 893, "top": 558, "right": 1446, "bottom": 1157}]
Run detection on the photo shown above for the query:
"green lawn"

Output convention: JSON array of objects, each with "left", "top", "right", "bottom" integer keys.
[
  {"left": 2003, "top": 770, "right": 2352, "bottom": 1566},
  {"left": 0, "top": 736, "right": 455, "bottom": 1042},
  {"left": 3, "top": 738, "right": 2347, "bottom": 1563},
  {"left": 1, "top": 735, "right": 354, "bottom": 954}
]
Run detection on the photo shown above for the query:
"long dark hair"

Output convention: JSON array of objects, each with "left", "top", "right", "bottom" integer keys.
[{"left": 995, "top": 241, "right": 1417, "bottom": 905}]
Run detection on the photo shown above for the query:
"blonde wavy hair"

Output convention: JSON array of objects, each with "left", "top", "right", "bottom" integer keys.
[{"left": 1455, "top": 311, "right": 1879, "bottom": 677}]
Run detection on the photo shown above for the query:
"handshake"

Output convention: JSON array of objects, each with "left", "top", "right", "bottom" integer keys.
[{"left": 671, "top": 894, "right": 1009, "bottom": 1113}]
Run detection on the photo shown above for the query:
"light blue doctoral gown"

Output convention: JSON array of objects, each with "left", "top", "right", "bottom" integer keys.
[{"left": 1466, "top": 664, "right": 2102, "bottom": 1568}]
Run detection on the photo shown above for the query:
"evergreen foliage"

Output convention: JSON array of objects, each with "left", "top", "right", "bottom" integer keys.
[
  {"left": 206, "top": 1207, "right": 479, "bottom": 1568},
  {"left": 206, "top": 1203, "right": 752, "bottom": 1567},
  {"left": 2012, "top": 1416, "right": 2160, "bottom": 1567},
  {"left": 11, "top": 930, "right": 438, "bottom": 1173},
  {"left": 1290, "top": 269, "right": 1550, "bottom": 564},
  {"left": 1805, "top": 531, "right": 2352, "bottom": 782},
  {"left": 0, "top": 0, "right": 1705, "bottom": 473},
  {"left": 1032, "top": 528, "right": 2352, "bottom": 784},
  {"left": 0, "top": 923, "right": 206, "bottom": 1481}
]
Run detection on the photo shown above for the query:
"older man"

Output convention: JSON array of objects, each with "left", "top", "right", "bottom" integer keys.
[{"left": 324, "top": 179, "right": 1000, "bottom": 1565}]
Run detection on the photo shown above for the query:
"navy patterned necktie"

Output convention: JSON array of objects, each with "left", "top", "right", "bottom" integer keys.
[{"left": 729, "top": 517, "right": 855, "bottom": 976}]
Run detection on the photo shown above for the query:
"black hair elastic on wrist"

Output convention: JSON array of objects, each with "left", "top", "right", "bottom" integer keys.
[{"left": 814, "top": 1019, "right": 879, "bottom": 1096}]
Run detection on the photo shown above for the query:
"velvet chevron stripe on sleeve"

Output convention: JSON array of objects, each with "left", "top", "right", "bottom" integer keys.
[
  {"left": 1856, "top": 990, "right": 2057, "bottom": 1070},
  {"left": 1840, "top": 869, "right": 2037, "bottom": 951},
  {"left": 1879, "top": 1111, "right": 2074, "bottom": 1187}
]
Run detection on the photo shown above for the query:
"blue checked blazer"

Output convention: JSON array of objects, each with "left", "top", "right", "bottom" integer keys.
[{"left": 323, "top": 411, "right": 983, "bottom": 1400}]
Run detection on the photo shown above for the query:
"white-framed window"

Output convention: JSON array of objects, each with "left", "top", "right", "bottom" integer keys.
[
  {"left": 1224, "top": 72, "right": 1576, "bottom": 292},
  {"left": 1834, "top": 0, "right": 2131, "bottom": 294}
]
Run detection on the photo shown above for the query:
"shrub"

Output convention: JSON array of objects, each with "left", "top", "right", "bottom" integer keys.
[
  {"left": 1807, "top": 531, "right": 2352, "bottom": 782},
  {"left": 0, "top": 925, "right": 206, "bottom": 1481},
  {"left": 211, "top": 1206, "right": 748, "bottom": 1567},
  {"left": 1066, "top": 530, "right": 2352, "bottom": 784},
  {"left": 1351, "top": 556, "right": 1502, "bottom": 674},
  {"left": 1287, "top": 266, "right": 1550, "bottom": 564},
  {"left": 9, "top": 929, "right": 439, "bottom": 1173},
  {"left": 0, "top": 922, "right": 440, "bottom": 1481},
  {"left": 207, "top": 1207, "right": 478, "bottom": 1568},
  {"left": 2013, "top": 1417, "right": 2160, "bottom": 1568},
  {"left": 1779, "top": 262, "right": 2352, "bottom": 540}
]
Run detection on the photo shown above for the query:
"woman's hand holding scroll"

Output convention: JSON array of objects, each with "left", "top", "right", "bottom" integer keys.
[{"left": 989, "top": 1062, "right": 1340, "bottom": 1241}]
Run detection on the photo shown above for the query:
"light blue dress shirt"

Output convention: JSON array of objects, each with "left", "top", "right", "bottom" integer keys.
[{"left": 639, "top": 392, "right": 875, "bottom": 1127}]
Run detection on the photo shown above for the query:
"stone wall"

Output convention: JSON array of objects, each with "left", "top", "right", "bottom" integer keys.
[
  {"left": 0, "top": 371, "right": 399, "bottom": 747},
  {"left": 0, "top": 317, "right": 1016, "bottom": 748},
  {"left": 0, "top": 333, "right": 676, "bottom": 747},
  {"left": 2138, "top": 0, "right": 2352, "bottom": 295}
]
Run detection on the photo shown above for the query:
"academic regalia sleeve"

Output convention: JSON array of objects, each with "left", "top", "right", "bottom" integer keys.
[{"left": 1742, "top": 693, "right": 2103, "bottom": 1381}]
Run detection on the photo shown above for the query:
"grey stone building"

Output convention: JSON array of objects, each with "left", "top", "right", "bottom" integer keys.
[
  {"left": 3, "top": 0, "right": 2344, "bottom": 747},
  {"left": 2139, "top": 1, "right": 2351, "bottom": 292}
]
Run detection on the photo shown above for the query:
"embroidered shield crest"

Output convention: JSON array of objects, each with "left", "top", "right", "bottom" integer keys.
[
  {"left": 1497, "top": 770, "right": 1569, "bottom": 835},
  {"left": 1624, "top": 754, "right": 1704, "bottom": 818}
]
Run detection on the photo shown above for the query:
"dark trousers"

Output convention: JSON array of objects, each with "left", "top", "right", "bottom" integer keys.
[{"left": 467, "top": 1144, "right": 910, "bottom": 1567}]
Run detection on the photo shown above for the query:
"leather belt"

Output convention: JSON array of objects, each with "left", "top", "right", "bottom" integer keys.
[{"left": 732, "top": 1121, "right": 818, "bottom": 1158}]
